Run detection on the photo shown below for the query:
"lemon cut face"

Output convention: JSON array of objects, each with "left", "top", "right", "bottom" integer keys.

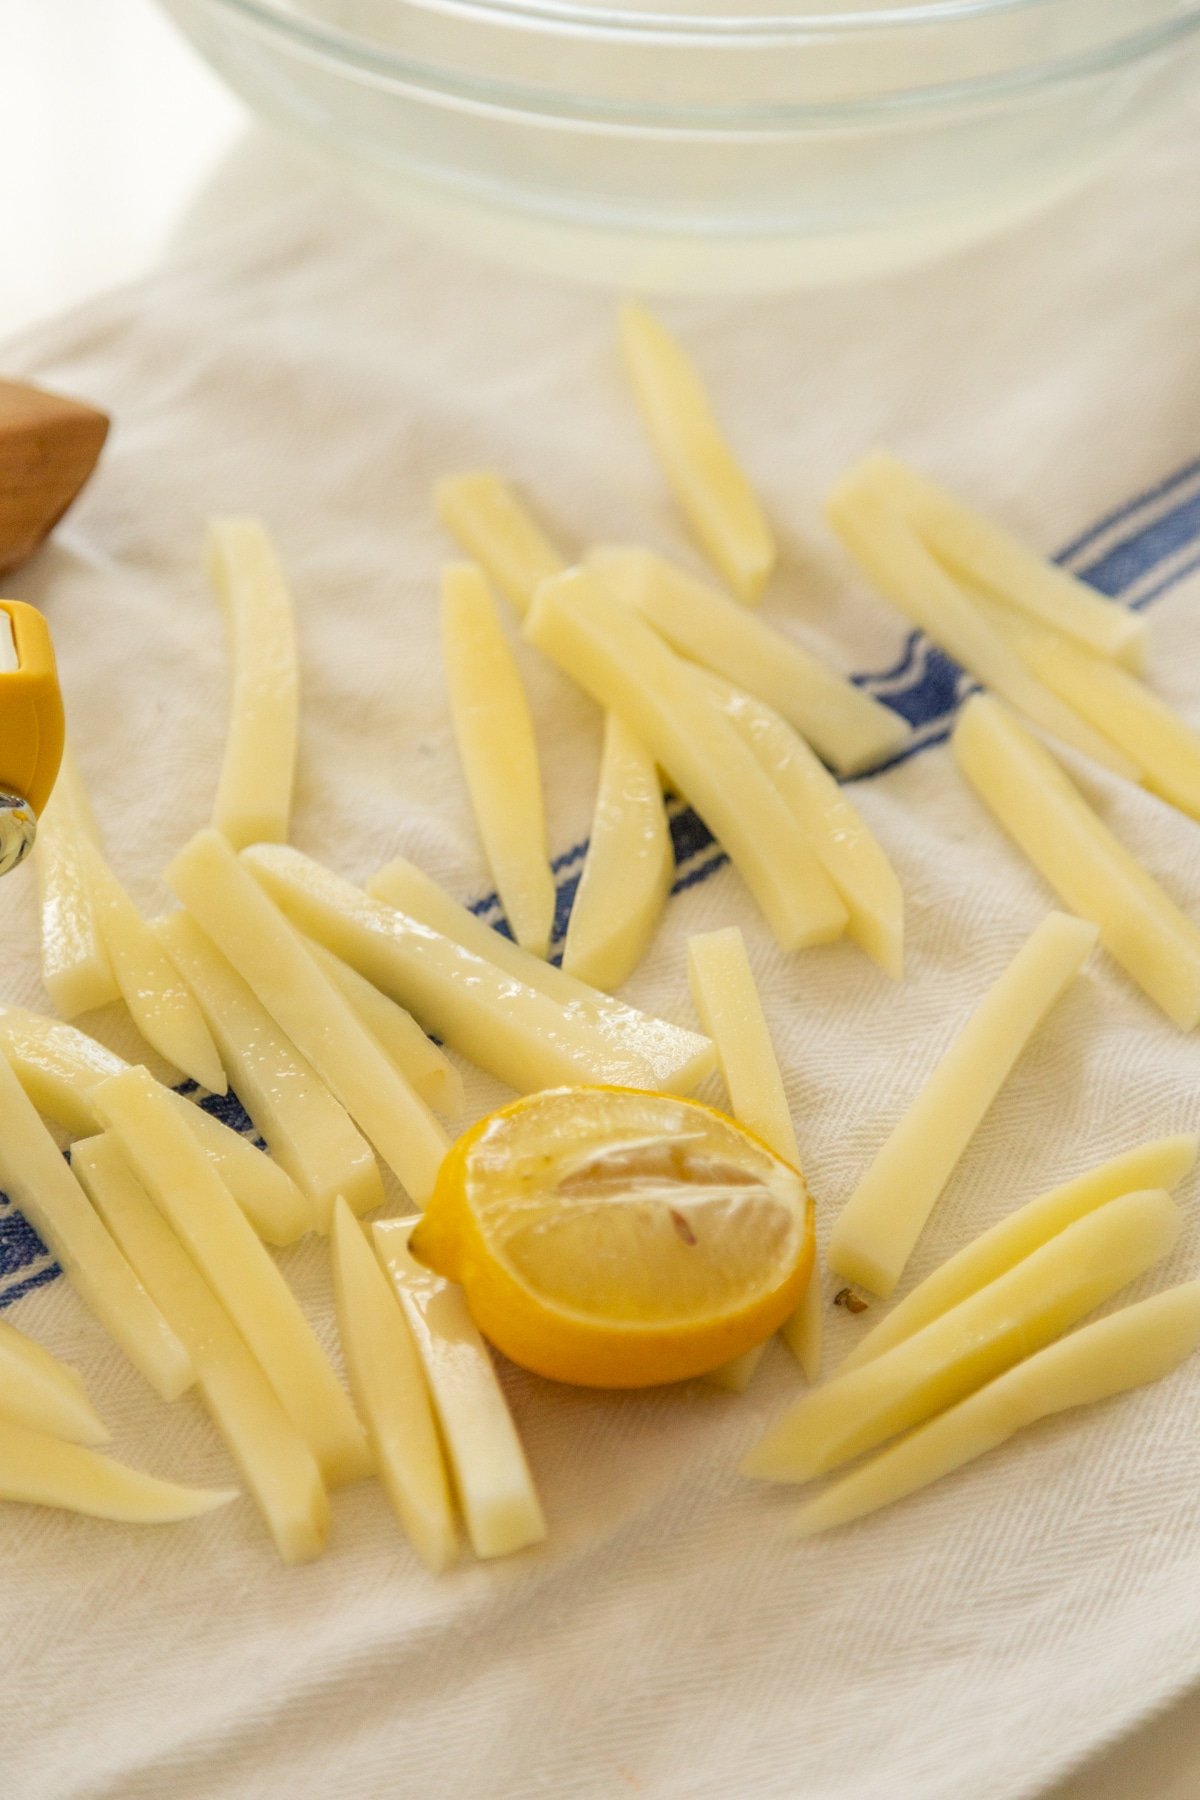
[{"left": 414, "top": 1087, "right": 814, "bottom": 1388}]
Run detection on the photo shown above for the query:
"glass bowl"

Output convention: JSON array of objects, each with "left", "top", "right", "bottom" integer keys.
[{"left": 158, "top": 0, "right": 1200, "bottom": 291}]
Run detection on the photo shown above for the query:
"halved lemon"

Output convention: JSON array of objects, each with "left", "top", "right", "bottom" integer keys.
[{"left": 410, "top": 1086, "right": 814, "bottom": 1388}]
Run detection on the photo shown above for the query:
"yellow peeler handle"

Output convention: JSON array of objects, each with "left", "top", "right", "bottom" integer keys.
[{"left": 0, "top": 599, "right": 65, "bottom": 874}]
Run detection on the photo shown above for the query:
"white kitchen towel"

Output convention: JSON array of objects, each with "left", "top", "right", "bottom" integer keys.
[{"left": 3, "top": 97, "right": 1200, "bottom": 1800}]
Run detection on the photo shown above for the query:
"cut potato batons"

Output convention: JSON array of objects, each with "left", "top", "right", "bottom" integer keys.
[
  {"left": 33, "top": 747, "right": 118, "bottom": 1017},
  {"left": 92, "top": 1065, "right": 372, "bottom": 1489},
  {"left": 74, "top": 1133, "right": 330, "bottom": 1565},
  {"left": 0, "top": 1317, "right": 108, "bottom": 1446},
  {"left": 0, "top": 1417, "right": 236, "bottom": 1525},
  {"left": 829, "top": 911, "right": 1097, "bottom": 1297},
  {"left": 158, "top": 914, "right": 383, "bottom": 1228},
  {"left": 250, "top": 843, "right": 714, "bottom": 1096},
  {"left": 368, "top": 856, "right": 714, "bottom": 1095},
  {"left": 375, "top": 1218, "right": 546, "bottom": 1560},
  {"left": 695, "top": 671, "right": 903, "bottom": 979},
  {"left": 526, "top": 569, "right": 847, "bottom": 950},
  {"left": 793, "top": 1280, "right": 1200, "bottom": 1537},
  {"left": 745, "top": 1185, "right": 1179, "bottom": 1483},
  {"left": 300, "top": 937, "right": 463, "bottom": 1118},
  {"left": 688, "top": 925, "right": 822, "bottom": 1384},
  {"left": 0, "top": 1005, "right": 312, "bottom": 1247},
  {"left": 435, "top": 471, "right": 566, "bottom": 619},
  {"left": 825, "top": 487, "right": 1141, "bottom": 781},
  {"left": 332, "top": 1200, "right": 457, "bottom": 1572},
  {"left": 839, "top": 451, "right": 1147, "bottom": 669},
  {"left": 590, "top": 544, "right": 910, "bottom": 777},
  {"left": 207, "top": 516, "right": 299, "bottom": 849},
  {"left": 1016, "top": 630, "right": 1200, "bottom": 823},
  {"left": 442, "top": 561, "right": 556, "bottom": 957},
  {"left": 840, "top": 1134, "right": 1198, "bottom": 1373},
  {"left": 561, "top": 710, "right": 673, "bottom": 991},
  {"left": 617, "top": 303, "right": 775, "bottom": 604},
  {"left": 0, "top": 1053, "right": 192, "bottom": 1402},
  {"left": 954, "top": 694, "right": 1200, "bottom": 1030},
  {"left": 167, "top": 830, "right": 450, "bottom": 1206}
]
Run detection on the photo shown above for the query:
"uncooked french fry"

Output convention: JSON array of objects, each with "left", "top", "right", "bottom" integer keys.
[
  {"left": 207, "top": 517, "right": 299, "bottom": 849},
  {"left": 157, "top": 915, "right": 383, "bottom": 1228},
  {"left": 0, "top": 1319, "right": 107, "bottom": 1446},
  {"left": 562, "top": 711, "right": 672, "bottom": 990},
  {"left": 441, "top": 561, "right": 555, "bottom": 956},
  {"left": 590, "top": 545, "right": 911, "bottom": 777},
  {"left": 331, "top": 1200, "right": 457, "bottom": 1572},
  {"left": 745, "top": 1187, "right": 1179, "bottom": 1483},
  {"left": 618, "top": 303, "right": 775, "bottom": 603},
  {"left": 829, "top": 911, "right": 1098, "bottom": 1297},
  {"left": 92, "top": 1065, "right": 371, "bottom": 1489},
  {"left": 167, "top": 830, "right": 450, "bottom": 1207},
  {"left": 696, "top": 671, "right": 903, "bottom": 979},
  {"left": 838, "top": 1134, "right": 1197, "bottom": 1372},
  {"left": 368, "top": 856, "right": 714, "bottom": 1094},
  {"left": 0, "top": 1005, "right": 312, "bottom": 1247},
  {"left": 74, "top": 1133, "right": 330, "bottom": 1565},
  {"left": 526, "top": 569, "right": 847, "bottom": 950},
  {"left": 33, "top": 748, "right": 119, "bottom": 1017},
  {"left": 825, "top": 487, "right": 1141, "bottom": 780},
  {"left": 254, "top": 845, "right": 715, "bottom": 1096},
  {"left": 375, "top": 1218, "right": 546, "bottom": 1560},
  {"left": 435, "top": 472, "right": 566, "bottom": 618},
  {"left": 792, "top": 1281, "right": 1200, "bottom": 1536},
  {"left": 301, "top": 937, "right": 464, "bottom": 1118},
  {"left": 841, "top": 451, "right": 1147, "bottom": 669},
  {"left": 0, "top": 1054, "right": 192, "bottom": 1402},
  {"left": 0, "top": 1418, "right": 236, "bottom": 1524},
  {"left": 954, "top": 694, "right": 1200, "bottom": 1030},
  {"left": 687, "top": 925, "right": 821, "bottom": 1383}
]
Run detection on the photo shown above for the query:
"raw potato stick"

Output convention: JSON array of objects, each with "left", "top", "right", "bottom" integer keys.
[
  {"left": 0, "top": 1417, "right": 236, "bottom": 1523},
  {"left": 208, "top": 517, "right": 299, "bottom": 849},
  {"left": 92, "top": 1065, "right": 372, "bottom": 1488},
  {"left": 744, "top": 1186, "right": 1179, "bottom": 1483},
  {"left": 1017, "top": 630, "right": 1200, "bottom": 822},
  {"left": 838, "top": 1135, "right": 1198, "bottom": 1372},
  {"left": 167, "top": 830, "right": 450, "bottom": 1206},
  {"left": 253, "top": 844, "right": 715, "bottom": 1096},
  {"left": 74, "top": 1133, "right": 330, "bottom": 1565},
  {"left": 561, "top": 711, "right": 673, "bottom": 990},
  {"left": 792, "top": 1281, "right": 1200, "bottom": 1536},
  {"left": 526, "top": 569, "right": 848, "bottom": 951},
  {"left": 375, "top": 1218, "right": 547, "bottom": 1560},
  {"left": 617, "top": 303, "right": 775, "bottom": 603},
  {"left": 825, "top": 488, "right": 1141, "bottom": 781},
  {"left": 441, "top": 561, "right": 556, "bottom": 956},
  {"left": 590, "top": 545, "right": 910, "bottom": 777},
  {"left": 33, "top": 747, "right": 119, "bottom": 1017},
  {"left": 828, "top": 911, "right": 1097, "bottom": 1297},
  {"left": 841, "top": 451, "right": 1147, "bottom": 668},
  {"left": 368, "top": 856, "right": 715, "bottom": 1093},
  {"left": 0, "top": 1054, "right": 192, "bottom": 1402},
  {"left": 687, "top": 925, "right": 822, "bottom": 1383},
  {"left": 0, "top": 1319, "right": 108, "bottom": 1445},
  {"left": 953, "top": 694, "right": 1200, "bottom": 1029},
  {"left": 157, "top": 914, "right": 384, "bottom": 1228},
  {"left": 301, "top": 937, "right": 464, "bottom": 1118},
  {"left": 696, "top": 671, "right": 903, "bottom": 979},
  {"left": 331, "top": 1200, "right": 457, "bottom": 1572},
  {"left": 434, "top": 472, "right": 566, "bottom": 619},
  {"left": 0, "top": 1005, "right": 313, "bottom": 1247}
]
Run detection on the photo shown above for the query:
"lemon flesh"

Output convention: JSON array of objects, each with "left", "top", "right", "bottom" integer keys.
[{"left": 414, "top": 1087, "right": 813, "bottom": 1388}]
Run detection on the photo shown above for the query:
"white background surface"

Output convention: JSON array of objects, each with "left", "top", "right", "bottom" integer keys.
[{"left": 5, "top": 4, "right": 1200, "bottom": 1794}]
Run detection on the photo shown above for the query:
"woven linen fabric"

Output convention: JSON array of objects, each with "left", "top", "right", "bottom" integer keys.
[{"left": 2, "top": 102, "right": 1200, "bottom": 1800}]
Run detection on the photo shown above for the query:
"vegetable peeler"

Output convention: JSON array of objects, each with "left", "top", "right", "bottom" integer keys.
[{"left": 0, "top": 601, "right": 64, "bottom": 875}]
